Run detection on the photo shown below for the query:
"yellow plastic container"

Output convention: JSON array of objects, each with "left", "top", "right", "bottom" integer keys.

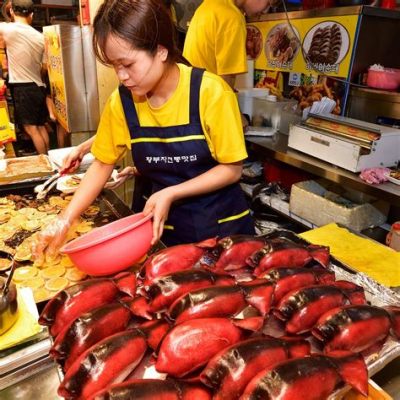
[{"left": 343, "top": 380, "right": 393, "bottom": 400}]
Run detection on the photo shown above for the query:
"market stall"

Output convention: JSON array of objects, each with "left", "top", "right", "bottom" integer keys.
[
  {"left": 1, "top": 155, "right": 399, "bottom": 399},
  {"left": 1, "top": 0, "right": 400, "bottom": 398}
]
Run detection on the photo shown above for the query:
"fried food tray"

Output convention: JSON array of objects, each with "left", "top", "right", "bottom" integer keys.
[{"left": 0, "top": 189, "right": 134, "bottom": 304}]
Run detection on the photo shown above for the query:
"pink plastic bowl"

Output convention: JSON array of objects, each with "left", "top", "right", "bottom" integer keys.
[
  {"left": 367, "top": 68, "right": 400, "bottom": 90},
  {"left": 60, "top": 213, "right": 152, "bottom": 276}
]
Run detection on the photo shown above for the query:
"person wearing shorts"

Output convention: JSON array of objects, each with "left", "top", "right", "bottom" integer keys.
[{"left": 0, "top": 0, "right": 49, "bottom": 154}]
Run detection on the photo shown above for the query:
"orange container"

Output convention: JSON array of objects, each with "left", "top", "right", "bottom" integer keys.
[
  {"left": 344, "top": 380, "right": 393, "bottom": 400},
  {"left": 61, "top": 213, "right": 153, "bottom": 276}
]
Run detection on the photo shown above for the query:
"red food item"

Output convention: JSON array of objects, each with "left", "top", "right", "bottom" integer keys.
[
  {"left": 156, "top": 318, "right": 245, "bottom": 377},
  {"left": 203, "top": 235, "right": 266, "bottom": 272},
  {"left": 241, "top": 351, "right": 368, "bottom": 399},
  {"left": 168, "top": 279, "right": 274, "bottom": 324},
  {"left": 147, "top": 269, "right": 234, "bottom": 312},
  {"left": 247, "top": 239, "right": 330, "bottom": 276},
  {"left": 312, "top": 305, "right": 399, "bottom": 353},
  {"left": 261, "top": 267, "right": 335, "bottom": 304},
  {"left": 143, "top": 238, "right": 217, "bottom": 285},
  {"left": 50, "top": 301, "right": 133, "bottom": 371},
  {"left": 88, "top": 379, "right": 212, "bottom": 400},
  {"left": 39, "top": 272, "right": 136, "bottom": 337},
  {"left": 274, "top": 281, "right": 365, "bottom": 334},
  {"left": 201, "top": 336, "right": 310, "bottom": 400}
]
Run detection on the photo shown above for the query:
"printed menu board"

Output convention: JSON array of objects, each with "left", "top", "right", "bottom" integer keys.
[
  {"left": 247, "top": 14, "right": 359, "bottom": 77},
  {"left": 43, "top": 27, "right": 69, "bottom": 131}
]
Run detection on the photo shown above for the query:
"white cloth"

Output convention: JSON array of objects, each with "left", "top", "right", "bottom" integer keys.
[{"left": 0, "top": 22, "right": 45, "bottom": 87}]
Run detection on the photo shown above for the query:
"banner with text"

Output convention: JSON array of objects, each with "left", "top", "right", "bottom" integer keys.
[{"left": 247, "top": 14, "right": 358, "bottom": 77}]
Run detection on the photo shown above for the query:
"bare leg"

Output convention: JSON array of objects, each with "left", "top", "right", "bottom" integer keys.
[
  {"left": 56, "top": 124, "right": 71, "bottom": 148},
  {"left": 23, "top": 124, "right": 49, "bottom": 154},
  {"left": 38, "top": 125, "right": 50, "bottom": 152},
  {"left": 46, "top": 96, "right": 56, "bottom": 122}
]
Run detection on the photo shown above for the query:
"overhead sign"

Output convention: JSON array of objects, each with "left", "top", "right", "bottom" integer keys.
[{"left": 246, "top": 14, "right": 359, "bottom": 77}]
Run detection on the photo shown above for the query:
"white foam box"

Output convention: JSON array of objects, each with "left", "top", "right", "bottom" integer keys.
[{"left": 289, "top": 180, "right": 389, "bottom": 232}]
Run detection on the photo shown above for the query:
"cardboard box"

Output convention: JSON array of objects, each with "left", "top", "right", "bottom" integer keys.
[{"left": 289, "top": 180, "right": 388, "bottom": 232}]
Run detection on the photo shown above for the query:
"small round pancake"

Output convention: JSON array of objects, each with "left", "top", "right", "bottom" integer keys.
[
  {"left": 45, "top": 253, "right": 62, "bottom": 266},
  {"left": 0, "top": 212, "right": 11, "bottom": 224},
  {"left": 0, "top": 257, "right": 11, "bottom": 271},
  {"left": 40, "top": 265, "right": 65, "bottom": 279},
  {"left": 33, "top": 287, "right": 51, "bottom": 303},
  {"left": 21, "top": 276, "right": 45, "bottom": 289},
  {"left": 22, "top": 219, "right": 41, "bottom": 231},
  {"left": 45, "top": 277, "right": 69, "bottom": 292},
  {"left": 49, "top": 196, "right": 64, "bottom": 206},
  {"left": 37, "top": 204, "right": 58, "bottom": 213},
  {"left": 75, "top": 221, "right": 94, "bottom": 234},
  {"left": 13, "top": 266, "right": 38, "bottom": 282},
  {"left": 18, "top": 207, "right": 37, "bottom": 217},
  {"left": 14, "top": 247, "right": 32, "bottom": 262},
  {"left": 83, "top": 205, "right": 100, "bottom": 218},
  {"left": 65, "top": 268, "right": 87, "bottom": 282},
  {"left": 60, "top": 255, "right": 74, "bottom": 268}
]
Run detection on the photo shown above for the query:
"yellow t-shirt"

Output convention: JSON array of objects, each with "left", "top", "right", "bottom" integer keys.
[
  {"left": 91, "top": 63, "right": 247, "bottom": 165},
  {"left": 182, "top": 0, "right": 247, "bottom": 76}
]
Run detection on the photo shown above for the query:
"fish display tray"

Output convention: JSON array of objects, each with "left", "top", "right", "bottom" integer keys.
[
  {"left": 4, "top": 229, "right": 399, "bottom": 398},
  {"left": 269, "top": 230, "right": 400, "bottom": 399},
  {"left": 53, "top": 230, "right": 400, "bottom": 400}
]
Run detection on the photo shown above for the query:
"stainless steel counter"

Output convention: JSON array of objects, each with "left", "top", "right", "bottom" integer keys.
[
  {"left": 0, "top": 358, "right": 61, "bottom": 400},
  {"left": 246, "top": 133, "right": 400, "bottom": 205}
]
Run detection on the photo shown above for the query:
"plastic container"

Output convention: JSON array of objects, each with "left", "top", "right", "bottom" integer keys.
[
  {"left": 61, "top": 213, "right": 153, "bottom": 276},
  {"left": 252, "top": 97, "right": 298, "bottom": 132},
  {"left": 367, "top": 68, "right": 400, "bottom": 90},
  {"left": 237, "top": 88, "right": 270, "bottom": 121}
]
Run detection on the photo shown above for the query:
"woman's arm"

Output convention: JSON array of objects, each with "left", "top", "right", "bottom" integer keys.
[
  {"left": 63, "top": 159, "right": 114, "bottom": 221},
  {"left": 33, "top": 160, "right": 114, "bottom": 261},
  {"left": 143, "top": 162, "right": 243, "bottom": 243}
]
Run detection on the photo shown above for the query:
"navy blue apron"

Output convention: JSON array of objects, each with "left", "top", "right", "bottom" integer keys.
[{"left": 119, "top": 67, "right": 254, "bottom": 246}]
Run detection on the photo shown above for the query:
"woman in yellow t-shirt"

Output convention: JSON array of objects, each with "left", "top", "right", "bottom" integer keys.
[{"left": 33, "top": 0, "right": 254, "bottom": 259}]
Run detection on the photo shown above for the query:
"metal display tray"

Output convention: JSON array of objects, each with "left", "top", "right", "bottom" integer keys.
[{"left": 2, "top": 228, "right": 399, "bottom": 398}]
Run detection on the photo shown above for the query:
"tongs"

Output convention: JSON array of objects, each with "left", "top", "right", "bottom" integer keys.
[{"left": 34, "top": 160, "right": 78, "bottom": 200}]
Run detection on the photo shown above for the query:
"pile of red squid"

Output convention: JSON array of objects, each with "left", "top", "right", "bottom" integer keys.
[{"left": 38, "top": 233, "right": 400, "bottom": 400}]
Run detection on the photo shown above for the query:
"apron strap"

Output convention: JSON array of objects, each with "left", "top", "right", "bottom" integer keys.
[
  {"left": 189, "top": 68, "right": 205, "bottom": 125},
  {"left": 119, "top": 84, "right": 140, "bottom": 129}
]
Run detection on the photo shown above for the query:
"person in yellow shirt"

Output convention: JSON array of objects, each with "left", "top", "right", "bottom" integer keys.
[
  {"left": 32, "top": 0, "right": 254, "bottom": 260},
  {"left": 183, "top": 0, "right": 271, "bottom": 90}
]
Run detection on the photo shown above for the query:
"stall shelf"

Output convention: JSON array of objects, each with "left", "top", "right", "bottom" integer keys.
[
  {"left": 247, "top": 5, "right": 400, "bottom": 117},
  {"left": 246, "top": 133, "right": 400, "bottom": 206}
]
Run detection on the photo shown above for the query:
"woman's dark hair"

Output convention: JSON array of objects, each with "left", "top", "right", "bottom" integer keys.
[{"left": 93, "top": 0, "right": 184, "bottom": 66}]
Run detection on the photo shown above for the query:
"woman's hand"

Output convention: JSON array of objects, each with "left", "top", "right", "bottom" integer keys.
[
  {"left": 62, "top": 145, "right": 85, "bottom": 173},
  {"left": 106, "top": 166, "right": 137, "bottom": 190},
  {"left": 62, "top": 137, "right": 95, "bottom": 172},
  {"left": 31, "top": 215, "right": 73, "bottom": 265},
  {"left": 143, "top": 187, "right": 176, "bottom": 245}
]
